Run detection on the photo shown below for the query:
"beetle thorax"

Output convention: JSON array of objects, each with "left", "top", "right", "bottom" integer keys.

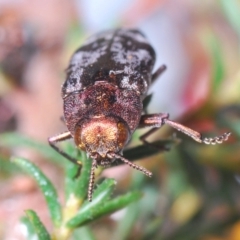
[{"left": 74, "top": 115, "right": 130, "bottom": 159}]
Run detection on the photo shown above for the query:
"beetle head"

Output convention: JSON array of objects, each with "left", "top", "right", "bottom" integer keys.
[{"left": 74, "top": 115, "right": 130, "bottom": 160}]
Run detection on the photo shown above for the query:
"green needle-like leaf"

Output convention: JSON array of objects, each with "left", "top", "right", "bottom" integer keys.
[
  {"left": 73, "top": 152, "right": 92, "bottom": 199},
  {"left": 72, "top": 227, "right": 96, "bottom": 240},
  {"left": 12, "top": 157, "right": 62, "bottom": 227},
  {"left": 21, "top": 216, "right": 37, "bottom": 240},
  {"left": 0, "top": 156, "right": 19, "bottom": 175},
  {"left": 66, "top": 178, "right": 116, "bottom": 227},
  {"left": 67, "top": 191, "right": 142, "bottom": 228},
  {"left": 65, "top": 151, "right": 93, "bottom": 201},
  {"left": 0, "top": 132, "right": 65, "bottom": 164},
  {"left": 206, "top": 34, "right": 224, "bottom": 93},
  {"left": 220, "top": 0, "right": 240, "bottom": 38},
  {"left": 25, "top": 210, "right": 51, "bottom": 240},
  {"left": 81, "top": 178, "right": 116, "bottom": 208},
  {"left": 113, "top": 203, "right": 140, "bottom": 240}
]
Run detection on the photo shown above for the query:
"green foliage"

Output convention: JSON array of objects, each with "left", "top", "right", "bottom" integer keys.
[
  {"left": 0, "top": 103, "right": 238, "bottom": 239},
  {"left": 25, "top": 210, "right": 51, "bottom": 240},
  {"left": 12, "top": 157, "right": 62, "bottom": 227},
  {"left": 2, "top": 135, "right": 150, "bottom": 240},
  {"left": 0, "top": 130, "right": 174, "bottom": 238},
  {"left": 10, "top": 154, "right": 142, "bottom": 239},
  {"left": 67, "top": 191, "right": 142, "bottom": 228},
  {"left": 220, "top": 0, "right": 240, "bottom": 39},
  {"left": 0, "top": 132, "right": 65, "bottom": 164}
]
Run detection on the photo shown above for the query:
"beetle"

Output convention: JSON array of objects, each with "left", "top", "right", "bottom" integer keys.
[{"left": 49, "top": 29, "right": 230, "bottom": 201}]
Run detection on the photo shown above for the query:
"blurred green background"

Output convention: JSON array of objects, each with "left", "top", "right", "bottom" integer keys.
[{"left": 0, "top": 0, "right": 240, "bottom": 239}]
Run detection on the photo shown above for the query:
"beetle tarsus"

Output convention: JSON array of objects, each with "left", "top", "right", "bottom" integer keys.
[
  {"left": 202, "top": 132, "right": 231, "bottom": 145},
  {"left": 138, "top": 114, "right": 231, "bottom": 145}
]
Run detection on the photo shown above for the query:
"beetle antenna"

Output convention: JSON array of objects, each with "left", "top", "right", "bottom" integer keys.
[
  {"left": 88, "top": 159, "right": 97, "bottom": 202},
  {"left": 108, "top": 153, "right": 152, "bottom": 177},
  {"left": 164, "top": 119, "right": 231, "bottom": 145}
]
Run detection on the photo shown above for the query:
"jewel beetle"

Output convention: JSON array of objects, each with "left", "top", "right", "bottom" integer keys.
[{"left": 49, "top": 29, "right": 230, "bottom": 201}]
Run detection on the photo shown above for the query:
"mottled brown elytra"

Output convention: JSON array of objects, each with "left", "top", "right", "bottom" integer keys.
[{"left": 49, "top": 29, "right": 230, "bottom": 201}]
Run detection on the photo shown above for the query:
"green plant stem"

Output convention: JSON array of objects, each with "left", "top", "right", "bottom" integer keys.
[
  {"left": 53, "top": 159, "right": 104, "bottom": 240},
  {"left": 53, "top": 194, "right": 82, "bottom": 240}
]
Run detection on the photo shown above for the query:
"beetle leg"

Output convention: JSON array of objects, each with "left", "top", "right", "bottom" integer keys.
[
  {"left": 138, "top": 113, "right": 170, "bottom": 150},
  {"left": 48, "top": 131, "right": 83, "bottom": 168},
  {"left": 151, "top": 64, "right": 167, "bottom": 83},
  {"left": 138, "top": 113, "right": 169, "bottom": 128},
  {"left": 60, "top": 116, "right": 65, "bottom": 123},
  {"left": 139, "top": 113, "right": 231, "bottom": 145},
  {"left": 139, "top": 127, "right": 170, "bottom": 151}
]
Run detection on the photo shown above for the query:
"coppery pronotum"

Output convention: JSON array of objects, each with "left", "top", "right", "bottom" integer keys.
[{"left": 49, "top": 29, "right": 230, "bottom": 201}]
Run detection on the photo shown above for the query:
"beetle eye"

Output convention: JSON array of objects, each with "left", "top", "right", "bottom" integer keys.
[
  {"left": 74, "top": 125, "right": 86, "bottom": 151},
  {"left": 117, "top": 121, "right": 130, "bottom": 149}
]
